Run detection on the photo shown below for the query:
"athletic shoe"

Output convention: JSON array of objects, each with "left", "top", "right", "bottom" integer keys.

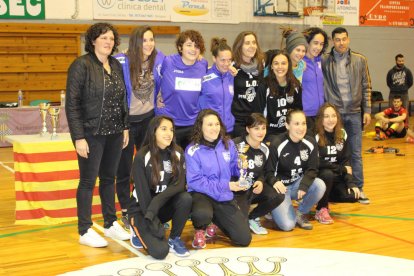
[
  {"left": 130, "top": 226, "right": 143, "bottom": 249},
  {"left": 358, "top": 191, "right": 370, "bottom": 204},
  {"left": 192, "top": 230, "right": 206, "bottom": 249},
  {"left": 296, "top": 210, "right": 313, "bottom": 230},
  {"left": 205, "top": 223, "right": 218, "bottom": 238},
  {"left": 104, "top": 221, "right": 130, "bottom": 240},
  {"left": 264, "top": 213, "right": 273, "bottom": 221},
  {"left": 121, "top": 215, "right": 130, "bottom": 231},
  {"left": 168, "top": 237, "right": 190, "bottom": 257},
  {"left": 249, "top": 218, "right": 268, "bottom": 235},
  {"left": 79, "top": 228, "right": 108, "bottom": 248},
  {"left": 315, "top": 208, "right": 334, "bottom": 224}
]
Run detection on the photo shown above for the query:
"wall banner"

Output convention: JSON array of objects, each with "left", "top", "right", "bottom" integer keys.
[
  {"left": 359, "top": 0, "right": 412, "bottom": 27},
  {"left": 0, "top": 0, "right": 45, "bottom": 19},
  {"left": 92, "top": 0, "right": 170, "bottom": 21},
  {"left": 170, "top": 0, "right": 239, "bottom": 24}
]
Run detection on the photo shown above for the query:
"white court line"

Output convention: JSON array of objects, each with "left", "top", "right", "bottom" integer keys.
[
  {"left": 0, "top": 161, "right": 14, "bottom": 173},
  {"left": 92, "top": 222, "right": 145, "bottom": 257}
]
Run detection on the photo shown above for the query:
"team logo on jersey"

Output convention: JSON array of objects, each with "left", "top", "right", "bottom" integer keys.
[
  {"left": 187, "top": 144, "right": 200, "bottom": 156},
  {"left": 286, "top": 95, "right": 294, "bottom": 104},
  {"left": 335, "top": 141, "right": 344, "bottom": 152},
  {"left": 163, "top": 160, "right": 172, "bottom": 174},
  {"left": 275, "top": 116, "right": 286, "bottom": 128},
  {"left": 254, "top": 155, "right": 263, "bottom": 167},
  {"left": 245, "top": 87, "right": 256, "bottom": 102},
  {"left": 300, "top": 149, "right": 309, "bottom": 161},
  {"left": 222, "top": 151, "right": 231, "bottom": 162}
]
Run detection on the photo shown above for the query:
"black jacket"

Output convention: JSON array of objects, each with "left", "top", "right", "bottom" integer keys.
[{"left": 65, "top": 52, "right": 128, "bottom": 140}]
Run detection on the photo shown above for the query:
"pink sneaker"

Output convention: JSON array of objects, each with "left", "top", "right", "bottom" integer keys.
[
  {"left": 315, "top": 208, "right": 334, "bottom": 224},
  {"left": 205, "top": 223, "right": 218, "bottom": 238},
  {"left": 406, "top": 136, "right": 414, "bottom": 143},
  {"left": 192, "top": 230, "right": 206, "bottom": 249}
]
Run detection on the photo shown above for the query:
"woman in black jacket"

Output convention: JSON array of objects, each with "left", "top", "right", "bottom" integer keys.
[
  {"left": 66, "top": 23, "right": 129, "bottom": 248},
  {"left": 129, "top": 115, "right": 192, "bottom": 259}
]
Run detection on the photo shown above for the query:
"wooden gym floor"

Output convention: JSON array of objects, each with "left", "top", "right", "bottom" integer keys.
[{"left": 1, "top": 120, "right": 414, "bottom": 275}]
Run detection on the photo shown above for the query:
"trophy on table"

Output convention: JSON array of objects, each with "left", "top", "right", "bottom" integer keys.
[
  {"left": 48, "top": 107, "right": 61, "bottom": 139},
  {"left": 39, "top": 102, "right": 51, "bottom": 136},
  {"left": 236, "top": 143, "right": 252, "bottom": 189}
]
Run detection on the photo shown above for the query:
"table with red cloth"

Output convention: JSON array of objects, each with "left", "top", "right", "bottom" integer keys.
[
  {"left": 6, "top": 133, "right": 120, "bottom": 225},
  {"left": 0, "top": 106, "right": 69, "bottom": 147}
]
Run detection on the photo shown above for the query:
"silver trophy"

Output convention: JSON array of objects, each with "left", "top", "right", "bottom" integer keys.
[
  {"left": 39, "top": 102, "right": 50, "bottom": 136},
  {"left": 48, "top": 107, "right": 61, "bottom": 139},
  {"left": 236, "top": 143, "right": 252, "bottom": 188}
]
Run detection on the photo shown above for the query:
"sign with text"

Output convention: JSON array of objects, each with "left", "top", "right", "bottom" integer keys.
[
  {"left": 0, "top": 0, "right": 45, "bottom": 19},
  {"left": 359, "top": 0, "right": 412, "bottom": 27},
  {"left": 93, "top": 0, "right": 170, "bottom": 21},
  {"left": 170, "top": 0, "right": 238, "bottom": 24}
]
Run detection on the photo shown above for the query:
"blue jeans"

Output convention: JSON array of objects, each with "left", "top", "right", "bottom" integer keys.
[
  {"left": 341, "top": 113, "right": 364, "bottom": 189},
  {"left": 271, "top": 177, "right": 326, "bottom": 231}
]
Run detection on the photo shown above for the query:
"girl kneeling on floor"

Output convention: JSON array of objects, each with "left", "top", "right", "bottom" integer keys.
[
  {"left": 129, "top": 115, "right": 192, "bottom": 259},
  {"left": 185, "top": 109, "right": 252, "bottom": 249}
]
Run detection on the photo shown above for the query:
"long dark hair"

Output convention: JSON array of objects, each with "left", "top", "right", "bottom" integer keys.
[
  {"left": 143, "top": 116, "right": 181, "bottom": 187},
  {"left": 303, "top": 27, "right": 328, "bottom": 56},
  {"left": 266, "top": 49, "right": 300, "bottom": 97},
  {"left": 84, "top": 22, "right": 120, "bottom": 55},
  {"left": 126, "top": 26, "right": 157, "bottom": 91},
  {"left": 190, "top": 109, "right": 230, "bottom": 149},
  {"left": 315, "top": 103, "right": 344, "bottom": 147}
]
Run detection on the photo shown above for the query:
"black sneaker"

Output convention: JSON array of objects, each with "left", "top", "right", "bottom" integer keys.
[
  {"left": 358, "top": 191, "right": 370, "bottom": 204},
  {"left": 296, "top": 210, "right": 313, "bottom": 230}
]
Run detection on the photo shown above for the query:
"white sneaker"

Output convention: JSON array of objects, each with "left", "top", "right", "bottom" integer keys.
[
  {"left": 104, "top": 221, "right": 130, "bottom": 241},
  {"left": 79, "top": 228, "right": 108, "bottom": 248}
]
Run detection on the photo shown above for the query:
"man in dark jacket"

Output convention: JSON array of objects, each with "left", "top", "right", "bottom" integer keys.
[
  {"left": 322, "top": 27, "right": 372, "bottom": 205},
  {"left": 386, "top": 54, "right": 413, "bottom": 109}
]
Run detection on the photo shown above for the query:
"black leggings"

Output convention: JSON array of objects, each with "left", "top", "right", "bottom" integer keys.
[
  {"left": 234, "top": 184, "right": 284, "bottom": 219},
  {"left": 191, "top": 192, "right": 251, "bottom": 247},
  {"left": 130, "top": 192, "right": 192, "bottom": 260},
  {"left": 116, "top": 116, "right": 152, "bottom": 210}
]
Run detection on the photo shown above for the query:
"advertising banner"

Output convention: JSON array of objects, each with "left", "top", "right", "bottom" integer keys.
[
  {"left": 0, "top": 0, "right": 45, "bottom": 19},
  {"left": 93, "top": 0, "right": 170, "bottom": 21},
  {"left": 170, "top": 0, "right": 238, "bottom": 24},
  {"left": 359, "top": 0, "right": 412, "bottom": 27}
]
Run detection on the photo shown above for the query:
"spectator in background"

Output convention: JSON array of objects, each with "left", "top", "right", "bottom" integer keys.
[
  {"left": 322, "top": 27, "right": 372, "bottom": 204},
  {"left": 374, "top": 95, "right": 408, "bottom": 140},
  {"left": 386, "top": 53, "right": 413, "bottom": 109}
]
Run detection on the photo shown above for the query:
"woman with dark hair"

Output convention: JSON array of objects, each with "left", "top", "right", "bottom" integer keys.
[
  {"left": 185, "top": 109, "right": 251, "bottom": 249},
  {"left": 254, "top": 50, "right": 302, "bottom": 138},
  {"left": 266, "top": 110, "right": 325, "bottom": 231},
  {"left": 199, "top": 37, "right": 235, "bottom": 134},
  {"left": 114, "top": 25, "right": 165, "bottom": 229},
  {"left": 129, "top": 116, "right": 192, "bottom": 259},
  {"left": 157, "top": 29, "right": 208, "bottom": 149},
  {"left": 314, "top": 103, "right": 360, "bottom": 224},
  {"left": 66, "top": 22, "right": 130, "bottom": 247},
  {"left": 302, "top": 27, "right": 328, "bottom": 134},
  {"left": 233, "top": 113, "right": 284, "bottom": 235},
  {"left": 231, "top": 31, "right": 265, "bottom": 137}
]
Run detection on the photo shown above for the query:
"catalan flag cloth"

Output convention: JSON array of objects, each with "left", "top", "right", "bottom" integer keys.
[{"left": 6, "top": 133, "right": 120, "bottom": 225}]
